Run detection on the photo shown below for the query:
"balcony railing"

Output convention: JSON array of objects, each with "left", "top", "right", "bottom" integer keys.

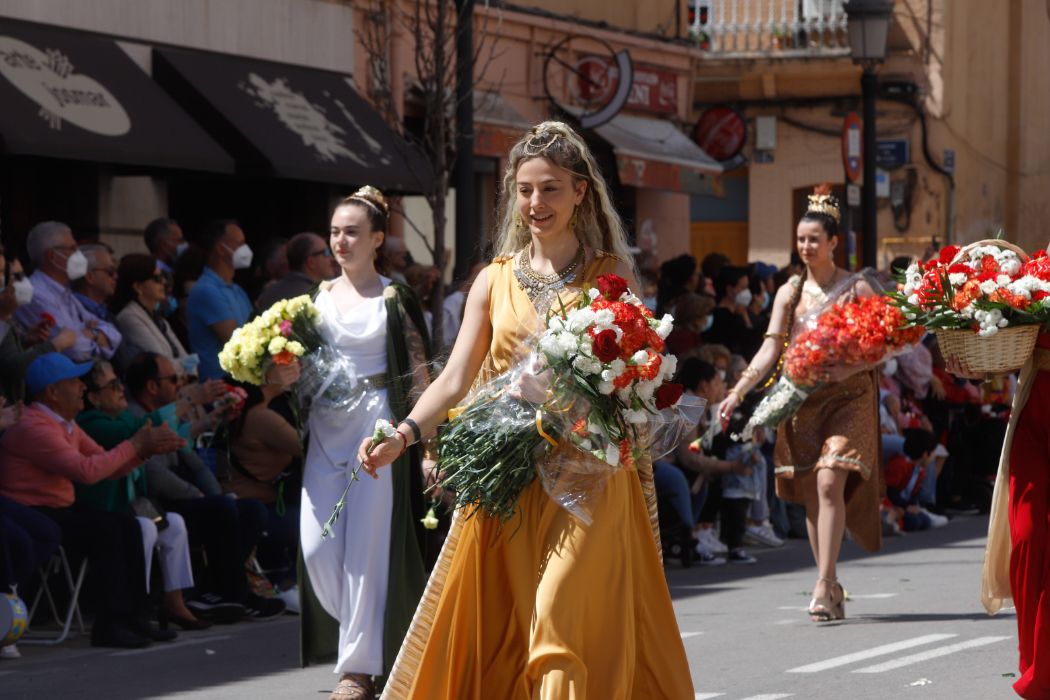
[{"left": 690, "top": 0, "right": 851, "bottom": 58}]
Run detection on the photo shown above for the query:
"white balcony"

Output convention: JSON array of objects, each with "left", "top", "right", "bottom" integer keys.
[{"left": 690, "top": 0, "right": 851, "bottom": 59}]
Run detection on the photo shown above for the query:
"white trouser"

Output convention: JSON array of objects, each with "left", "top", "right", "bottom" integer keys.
[{"left": 136, "top": 512, "right": 194, "bottom": 593}]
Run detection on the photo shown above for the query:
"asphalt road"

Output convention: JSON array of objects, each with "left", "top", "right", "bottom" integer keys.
[{"left": 1, "top": 514, "right": 1018, "bottom": 699}]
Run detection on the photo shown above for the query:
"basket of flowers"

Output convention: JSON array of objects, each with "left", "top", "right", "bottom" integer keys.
[{"left": 894, "top": 239, "right": 1050, "bottom": 373}]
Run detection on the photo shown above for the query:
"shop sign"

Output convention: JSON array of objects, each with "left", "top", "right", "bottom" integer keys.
[
  {"left": 693, "top": 106, "right": 746, "bottom": 162},
  {"left": 580, "top": 58, "right": 676, "bottom": 115},
  {"left": 0, "top": 35, "right": 130, "bottom": 135}
]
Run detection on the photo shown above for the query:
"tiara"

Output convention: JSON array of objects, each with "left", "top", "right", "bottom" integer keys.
[
  {"left": 348, "top": 185, "right": 388, "bottom": 216},
  {"left": 806, "top": 192, "right": 841, "bottom": 224}
]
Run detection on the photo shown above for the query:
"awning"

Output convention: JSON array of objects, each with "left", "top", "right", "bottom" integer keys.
[
  {"left": 0, "top": 19, "right": 232, "bottom": 172},
  {"left": 153, "top": 47, "right": 431, "bottom": 192},
  {"left": 587, "top": 112, "right": 724, "bottom": 196},
  {"left": 474, "top": 90, "right": 530, "bottom": 158}
]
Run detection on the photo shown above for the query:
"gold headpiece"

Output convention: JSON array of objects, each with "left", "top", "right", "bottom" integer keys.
[
  {"left": 806, "top": 185, "right": 841, "bottom": 224},
  {"left": 347, "top": 185, "right": 388, "bottom": 216},
  {"left": 521, "top": 122, "right": 567, "bottom": 157}
]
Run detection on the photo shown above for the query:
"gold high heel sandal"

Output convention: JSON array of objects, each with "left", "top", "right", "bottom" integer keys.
[{"left": 808, "top": 576, "right": 843, "bottom": 622}]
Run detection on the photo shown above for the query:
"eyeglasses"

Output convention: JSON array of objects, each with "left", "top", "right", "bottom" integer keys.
[
  {"left": 102, "top": 377, "right": 123, "bottom": 391},
  {"left": 149, "top": 272, "right": 166, "bottom": 283},
  {"left": 309, "top": 248, "right": 333, "bottom": 258},
  {"left": 91, "top": 267, "right": 118, "bottom": 278}
]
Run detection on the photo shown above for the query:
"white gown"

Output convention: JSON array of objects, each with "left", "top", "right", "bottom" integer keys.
[{"left": 301, "top": 281, "right": 393, "bottom": 676}]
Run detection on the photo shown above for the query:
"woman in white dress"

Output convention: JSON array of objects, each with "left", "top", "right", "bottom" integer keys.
[{"left": 299, "top": 186, "right": 433, "bottom": 700}]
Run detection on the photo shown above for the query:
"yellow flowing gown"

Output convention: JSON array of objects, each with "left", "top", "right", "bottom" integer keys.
[{"left": 381, "top": 253, "right": 695, "bottom": 700}]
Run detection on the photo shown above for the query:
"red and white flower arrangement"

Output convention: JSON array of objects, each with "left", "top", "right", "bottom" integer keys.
[{"left": 895, "top": 243, "right": 1050, "bottom": 337}]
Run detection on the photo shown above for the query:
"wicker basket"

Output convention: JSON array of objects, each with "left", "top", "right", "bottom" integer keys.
[
  {"left": 932, "top": 239, "right": 1040, "bottom": 373},
  {"left": 934, "top": 324, "right": 1040, "bottom": 374}
]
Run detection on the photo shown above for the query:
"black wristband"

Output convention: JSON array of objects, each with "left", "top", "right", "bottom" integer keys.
[{"left": 401, "top": 417, "right": 422, "bottom": 446}]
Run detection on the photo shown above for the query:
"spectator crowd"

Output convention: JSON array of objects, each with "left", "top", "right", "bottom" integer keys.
[{"left": 0, "top": 218, "right": 1005, "bottom": 660}]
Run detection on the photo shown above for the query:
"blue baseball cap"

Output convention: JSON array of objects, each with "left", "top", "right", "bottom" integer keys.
[{"left": 26, "top": 353, "right": 94, "bottom": 398}]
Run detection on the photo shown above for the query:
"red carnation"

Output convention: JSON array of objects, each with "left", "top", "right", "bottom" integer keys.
[
  {"left": 654, "top": 382, "right": 684, "bottom": 410},
  {"left": 40, "top": 312, "right": 56, "bottom": 326},
  {"left": 593, "top": 329, "right": 621, "bottom": 363},
  {"left": 596, "top": 274, "right": 629, "bottom": 301},
  {"left": 938, "top": 245, "right": 960, "bottom": 264}
]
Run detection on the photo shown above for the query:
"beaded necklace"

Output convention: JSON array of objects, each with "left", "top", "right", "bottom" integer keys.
[{"left": 513, "top": 241, "right": 584, "bottom": 314}]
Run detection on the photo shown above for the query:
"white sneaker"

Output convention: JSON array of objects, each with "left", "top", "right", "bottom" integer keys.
[
  {"left": 276, "top": 586, "right": 300, "bottom": 615},
  {"left": 698, "top": 528, "right": 727, "bottom": 554},
  {"left": 744, "top": 521, "right": 784, "bottom": 548},
  {"left": 0, "top": 644, "right": 20, "bottom": 659},
  {"left": 920, "top": 508, "right": 949, "bottom": 529}
]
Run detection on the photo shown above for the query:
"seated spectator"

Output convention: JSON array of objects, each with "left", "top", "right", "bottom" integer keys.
[
  {"left": 697, "top": 343, "right": 731, "bottom": 380},
  {"left": 76, "top": 361, "right": 209, "bottom": 631},
  {"left": 0, "top": 353, "right": 182, "bottom": 647},
  {"left": 124, "top": 352, "right": 284, "bottom": 621},
  {"left": 246, "top": 237, "right": 289, "bottom": 303},
  {"left": 700, "top": 252, "right": 730, "bottom": 298},
  {"left": 0, "top": 249, "right": 76, "bottom": 402},
  {"left": 186, "top": 220, "right": 253, "bottom": 380},
  {"left": 665, "top": 293, "right": 714, "bottom": 358},
  {"left": 656, "top": 254, "right": 699, "bottom": 316},
  {"left": 112, "top": 254, "right": 192, "bottom": 367},
  {"left": 0, "top": 494, "right": 61, "bottom": 658},
  {"left": 712, "top": 409, "right": 767, "bottom": 565},
  {"left": 383, "top": 235, "right": 411, "bottom": 283},
  {"left": 706, "top": 266, "right": 760, "bottom": 357},
  {"left": 254, "top": 232, "right": 333, "bottom": 313},
  {"left": 170, "top": 243, "right": 206, "bottom": 350},
  {"left": 71, "top": 244, "right": 119, "bottom": 325},
  {"left": 227, "top": 373, "right": 303, "bottom": 592},
  {"left": 884, "top": 428, "right": 948, "bottom": 531},
  {"left": 14, "top": 221, "right": 122, "bottom": 362},
  {"left": 405, "top": 263, "right": 441, "bottom": 332},
  {"left": 143, "top": 217, "right": 187, "bottom": 276}
]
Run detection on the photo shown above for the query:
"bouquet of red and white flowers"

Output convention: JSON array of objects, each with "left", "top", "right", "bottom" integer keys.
[
  {"left": 432, "top": 273, "right": 704, "bottom": 524},
  {"left": 737, "top": 272, "right": 923, "bottom": 441},
  {"left": 894, "top": 242, "right": 1050, "bottom": 337}
]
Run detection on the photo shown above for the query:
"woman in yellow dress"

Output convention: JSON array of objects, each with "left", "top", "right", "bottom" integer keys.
[
  {"left": 718, "top": 189, "right": 882, "bottom": 622},
  {"left": 359, "top": 121, "right": 694, "bottom": 699}
]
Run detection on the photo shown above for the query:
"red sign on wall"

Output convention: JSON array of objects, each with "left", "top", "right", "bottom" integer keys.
[{"left": 578, "top": 58, "right": 677, "bottom": 115}]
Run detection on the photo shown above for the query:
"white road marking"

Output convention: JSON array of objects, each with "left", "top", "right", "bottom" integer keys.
[
  {"left": 109, "top": 634, "right": 233, "bottom": 657},
  {"left": 694, "top": 694, "right": 725, "bottom": 699},
  {"left": 680, "top": 631, "right": 703, "bottom": 639},
  {"left": 773, "top": 618, "right": 799, "bottom": 625},
  {"left": 847, "top": 593, "right": 899, "bottom": 599},
  {"left": 786, "top": 633, "right": 958, "bottom": 673},
  {"left": 778, "top": 605, "right": 811, "bottom": 611},
  {"left": 740, "top": 695, "right": 795, "bottom": 699},
  {"left": 852, "top": 636, "right": 1011, "bottom": 673}
]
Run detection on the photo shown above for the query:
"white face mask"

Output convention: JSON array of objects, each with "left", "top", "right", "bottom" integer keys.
[
  {"left": 225, "top": 243, "right": 254, "bottom": 270},
  {"left": 175, "top": 241, "right": 189, "bottom": 259},
  {"left": 759, "top": 292, "right": 771, "bottom": 311},
  {"left": 12, "top": 278, "right": 33, "bottom": 306},
  {"left": 702, "top": 315, "right": 713, "bottom": 333},
  {"left": 60, "top": 249, "right": 89, "bottom": 280},
  {"left": 735, "top": 288, "right": 753, "bottom": 307},
  {"left": 884, "top": 357, "right": 898, "bottom": 376},
  {"left": 717, "top": 369, "right": 727, "bottom": 381}
]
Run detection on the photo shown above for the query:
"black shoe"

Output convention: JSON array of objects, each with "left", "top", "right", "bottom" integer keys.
[
  {"left": 187, "top": 593, "right": 247, "bottom": 624},
  {"left": 130, "top": 616, "right": 178, "bottom": 642},
  {"left": 242, "top": 593, "right": 286, "bottom": 620},
  {"left": 91, "top": 622, "right": 152, "bottom": 649}
]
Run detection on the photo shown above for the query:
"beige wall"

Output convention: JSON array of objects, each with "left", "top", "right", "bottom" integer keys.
[
  {"left": 636, "top": 190, "right": 692, "bottom": 261},
  {"left": 513, "top": 0, "right": 685, "bottom": 37},
  {"left": 0, "top": 0, "right": 357, "bottom": 72}
]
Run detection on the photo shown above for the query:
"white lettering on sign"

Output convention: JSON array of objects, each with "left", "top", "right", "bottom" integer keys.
[
  {"left": 847, "top": 127, "right": 861, "bottom": 158},
  {"left": 241, "top": 73, "right": 357, "bottom": 164},
  {"left": 0, "top": 36, "right": 130, "bottom": 135}
]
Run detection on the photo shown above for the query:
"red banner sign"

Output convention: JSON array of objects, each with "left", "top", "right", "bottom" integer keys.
[{"left": 578, "top": 58, "right": 677, "bottom": 115}]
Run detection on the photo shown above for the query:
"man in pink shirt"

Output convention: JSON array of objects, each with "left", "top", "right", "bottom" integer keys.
[{"left": 0, "top": 353, "right": 183, "bottom": 648}]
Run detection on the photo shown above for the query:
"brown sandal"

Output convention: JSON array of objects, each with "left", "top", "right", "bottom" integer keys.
[{"left": 330, "top": 674, "right": 374, "bottom": 700}]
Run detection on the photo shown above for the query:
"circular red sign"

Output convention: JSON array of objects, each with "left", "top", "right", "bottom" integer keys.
[
  {"left": 693, "top": 106, "right": 746, "bottom": 162},
  {"left": 842, "top": 112, "right": 862, "bottom": 183}
]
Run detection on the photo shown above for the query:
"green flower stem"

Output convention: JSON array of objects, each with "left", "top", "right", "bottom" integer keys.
[{"left": 320, "top": 462, "right": 363, "bottom": 539}]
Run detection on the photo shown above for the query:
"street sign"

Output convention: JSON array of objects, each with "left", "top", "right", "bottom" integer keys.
[
  {"left": 944, "top": 148, "right": 956, "bottom": 174},
  {"left": 842, "top": 112, "right": 862, "bottom": 182},
  {"left": 876, "top": 138, "right": 909, "bottom": 169},
  {"left": 875, "top": 168, "right": 890, "bottom": 198},
  {"left": 846, "top": 183, "right": 861, "bottom": 207}
]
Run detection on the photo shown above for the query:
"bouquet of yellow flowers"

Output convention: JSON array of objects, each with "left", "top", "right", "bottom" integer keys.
[{"left": 218, "top": 295, "right": 322, "bottom": 385}]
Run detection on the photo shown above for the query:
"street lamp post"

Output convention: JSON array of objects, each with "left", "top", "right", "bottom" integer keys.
[{"left": 844, "top": 0, "right": 893, "bottom": 269}]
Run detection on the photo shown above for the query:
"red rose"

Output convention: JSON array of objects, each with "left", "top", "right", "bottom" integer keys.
[
  {"left": 40, "top": 312, "right": 56, "bottom": 326},
  {"left": 593, "top": 329, "right": 621, "bottom": 363},
  {"left": 596, "top": 274, "right": 629, "bottom": 301},
  {"left": 654, "top": 382, "right": 684, "bottom": 410}
]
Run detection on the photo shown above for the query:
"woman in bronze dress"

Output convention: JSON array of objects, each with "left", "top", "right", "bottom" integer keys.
[{"left": 718, "top": 189, "right": 881, "bottom": 621}]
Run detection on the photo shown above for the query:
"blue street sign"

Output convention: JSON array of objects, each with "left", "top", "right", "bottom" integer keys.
[{"left": 876, "top": 138, "right": 909, "bottom": 169}]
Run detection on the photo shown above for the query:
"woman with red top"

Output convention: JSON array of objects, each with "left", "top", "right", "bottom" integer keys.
[{"left": 958, "top": 331, "right": 1050, "bottom": 699}]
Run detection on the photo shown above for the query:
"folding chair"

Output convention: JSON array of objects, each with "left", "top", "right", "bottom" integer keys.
[{"left": 21, "top": 546, "right": 87, "bottom": 645}]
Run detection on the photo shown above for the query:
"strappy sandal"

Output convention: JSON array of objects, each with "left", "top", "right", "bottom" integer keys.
[
  {"left": 808, "top": 576, "right": 841, "bottom": 622},
  {"left": 331, "top": 674, "right": 374, "bottom": 700}
]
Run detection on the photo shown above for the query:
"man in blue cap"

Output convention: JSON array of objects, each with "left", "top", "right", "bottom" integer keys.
[{"left": 0, "top": 353, "right": 184, "bottom": 648}]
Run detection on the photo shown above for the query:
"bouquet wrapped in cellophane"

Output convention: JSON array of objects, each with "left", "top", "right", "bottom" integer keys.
[
  {"left": 737, "top": 270, "right": 923, "bottom": 441},
  {"left": 436, "top": 274, "right": 705, "bottom": 526},
  {"left": 219, "top": 295, "right": 323, "bottom": 385}
]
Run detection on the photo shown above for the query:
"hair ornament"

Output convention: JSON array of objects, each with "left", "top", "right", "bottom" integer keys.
[
  {"left": 806, "top": 183, "right": 841, "bottom": 224},
  {"left": 347, "top": 185, "right": 389, "bottom": 216}
]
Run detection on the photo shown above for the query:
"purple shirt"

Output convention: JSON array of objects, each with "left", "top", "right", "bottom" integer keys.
[{"left": 14, "top": 270, "right": 122, "bottom": 361}]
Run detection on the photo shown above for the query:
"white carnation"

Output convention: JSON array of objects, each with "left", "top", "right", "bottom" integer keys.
[
  {"left": 948, "top": 272, "right": 968, "bottom": 286},
  {"left": 624, "top": 408, "right": 649, "bottom": 425},
  {"left": 587, "top": 287, "right": 601, "bottom": 300},
  {"left": 979, "top": 279, "right": 999, "bottom": 296},
  {"left": 630, "top": 350, "right": 649, "bottom": 365},
  {"left": 655, "top": 314, "right": 674, "bottom": 340},
  {"left": 598, "top": 380, "right": 615, "bottom": 395}
]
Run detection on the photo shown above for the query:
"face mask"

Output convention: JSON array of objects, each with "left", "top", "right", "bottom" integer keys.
[
  {"left": 702, "top": 315, "right": 713, "bottom": 333},
  {"left": 59, "top": 249, "right": 89, "bottom": 280},
  {"left": 735, "top": 289, "right": 753, "bottom": 307},
  {"left": 717, "top": 369, "right": 727, "bottom": 381},
  {"left": 165, "top": 295, "right": 178, "bottom": 316},
  {"left": 12, "top": 278, "right": 33, "bottom": 306},
  {"left": 884, "top": 357, "right": 898, "bottom": 376},
  {"left": 225, "top": 243, "right": 253, "bottom": 270},
  {"left": 759, "top": 292, "right": 771, "bottom": 311},
  {"left": 642, "top": 295, "right": 657, "bottom": 312},
  {"left": 175, "top": 242, "right": 189, "bottom": 259}
]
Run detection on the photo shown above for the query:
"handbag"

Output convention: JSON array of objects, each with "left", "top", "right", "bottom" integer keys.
[{"left": 129, "top": 497, "right": 169, "bottom": 531}]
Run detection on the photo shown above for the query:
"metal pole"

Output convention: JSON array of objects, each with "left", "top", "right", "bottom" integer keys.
[
  {"left": 861, "top": 66, "right": 878, "bottom": 269},
  {"left": 453, "top": 0, "right": 476, "bottom": 283}
]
